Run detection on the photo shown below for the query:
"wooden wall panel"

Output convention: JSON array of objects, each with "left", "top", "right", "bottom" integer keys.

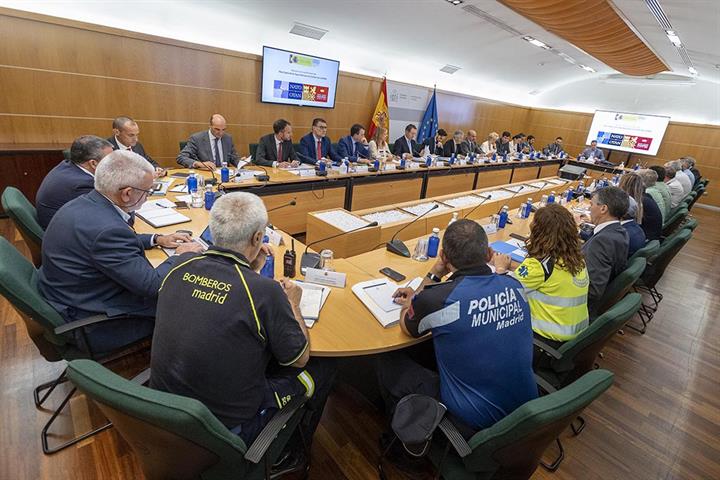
[{"left": 1, "top": 8, "right": 718, "bottom": 206}]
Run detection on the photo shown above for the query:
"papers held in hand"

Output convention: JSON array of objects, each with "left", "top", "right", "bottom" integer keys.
[{"left": 295, "top": 281, "right": 331, "bottom": 328}]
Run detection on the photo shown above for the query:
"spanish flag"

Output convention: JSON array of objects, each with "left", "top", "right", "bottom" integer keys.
[{"left": 367, "top": 78, "right": 389, "bottom": 141}]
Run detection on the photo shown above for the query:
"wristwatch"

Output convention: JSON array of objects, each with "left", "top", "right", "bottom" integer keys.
[{"left": 426, "top": 272, "right": 442, "bottom": 283}]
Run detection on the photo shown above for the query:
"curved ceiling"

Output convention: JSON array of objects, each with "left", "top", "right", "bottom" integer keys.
[
  {"left": 498, "top": 0, "right": 668, "bottom": 76},
  {"left": 0, "top": 0, "right": 718, "bottom": 124}
]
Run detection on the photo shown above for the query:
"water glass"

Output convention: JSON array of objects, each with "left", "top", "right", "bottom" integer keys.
[
  {"left": 412, "top": 239, "right": 429, "bottom": 262},
  {"left": 320, "top": 249, "right": 334, "bottom": 271}
]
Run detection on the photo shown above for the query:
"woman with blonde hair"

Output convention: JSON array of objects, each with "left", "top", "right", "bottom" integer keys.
[
  {"left": 480, "top": 132, "right": 499, "bottom": 155},
  {"left": 368, "top": 126, "right": 391, "bottom": 160},
  {"left": 493, "top": 204, "right": 589, "bottom": 360}
]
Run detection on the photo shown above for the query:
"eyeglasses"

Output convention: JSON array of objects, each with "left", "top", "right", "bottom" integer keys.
[
  {"left": 120, "top": 186, "right": 154, "bottom": 196},
  {"left": 314, "top": 125, "right": 328, "bottom": 130}
]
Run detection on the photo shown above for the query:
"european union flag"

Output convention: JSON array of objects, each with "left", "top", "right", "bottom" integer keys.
[{"left": 417, "top": 88, "right": 438, "bottom": 145}]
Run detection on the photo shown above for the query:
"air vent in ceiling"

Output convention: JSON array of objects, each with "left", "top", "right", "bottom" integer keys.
[
  {"left": 461, "top": 5, "right": 523, "bottom": 36},
  {"left": 645, "top": 0, "right": 672, "bottom": 29},
  {"left": 602, "top": 73, "right": 695, "bottom": 86},
  {"left": 440, "top": 64, "right": 461, "bottom": 74},
  {"left": 644, "top": 0, "right": 696, "bottom": 75},
  {"left": 289, "top": 22, "right": 328, "bottom": 40}
]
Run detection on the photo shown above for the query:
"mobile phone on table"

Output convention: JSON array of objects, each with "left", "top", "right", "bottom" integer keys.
[
  {"left": 174, "top": 201, "right": 189, "bottom": 209},
  {"left": 509, "top": 233, "right": 527, "bottom": 242},
  {"left": 380, "top": 267, "right": 406, "bottom": 282}
]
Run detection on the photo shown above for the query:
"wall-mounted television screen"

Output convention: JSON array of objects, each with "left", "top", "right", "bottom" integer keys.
[
  {"left": 585, "top": 110, "right": 670, "bottom": 156},
  {"left": 261, "top": 46, "right": 340, "bottom": 109}
]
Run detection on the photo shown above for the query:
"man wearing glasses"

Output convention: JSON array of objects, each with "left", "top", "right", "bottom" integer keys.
[
  {"left": 38, "top": 150, "right": 204, "bottom": 354},
  {"left": 297, "top": 117, "right": 341, "bottom": 165}
]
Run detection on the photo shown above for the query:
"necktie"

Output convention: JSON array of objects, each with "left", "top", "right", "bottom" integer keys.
[
  {"left": 214, "top": 137, "right": 221, "bottom": 166},
  {"left": 277, "top": 142, "right": 283, "bottom": 162},
  {"left": 317, "top": 140, "right": 322, "bottom": 160},
  {"left": 127, "top": 212, "right": 135, "bottom": 228},
  {"left": 353, "top": 141, "right": 357, "bottom": 157}
]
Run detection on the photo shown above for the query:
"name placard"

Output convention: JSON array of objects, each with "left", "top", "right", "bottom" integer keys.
[{"left": 304, "top": 268, "right": 347, "bottom": 288}]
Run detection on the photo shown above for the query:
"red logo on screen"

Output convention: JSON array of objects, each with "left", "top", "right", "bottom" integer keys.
[{"left": 634, "top": 137, "right": 653, "bottom": 151}]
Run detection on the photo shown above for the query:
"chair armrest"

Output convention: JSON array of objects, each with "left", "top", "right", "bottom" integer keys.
[
  {"left": 533, "top": 337, "right": 563, "bottom": 360},
  {"left": 131, "top": 368, "right": 151, "bottom": 386},
  {"left": 437, "top": 417, "right": 472, "bottom": 458},
  {"left": 54, "top": 314, "right": 125, "bottom": 335},
  {"left": 244, "top": 395, "right": 307, "bottom": 464},
  {"left": 534, "top": 373, "right": 557, "bottom": 394}
]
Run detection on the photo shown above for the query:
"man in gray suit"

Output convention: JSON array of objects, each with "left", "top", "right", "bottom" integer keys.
[
  {"left": 581, "top": 186, "right": 629, "bottom": 318},
  {"left": 177, "top": 114, "right": 240, "bottom": 169}
]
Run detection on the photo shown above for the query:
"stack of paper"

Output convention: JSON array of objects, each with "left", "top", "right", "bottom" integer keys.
[
  {"left": 135, "top": 199, "right": 191, "bottom": 228},
  {"left": 296, "top": 281, "right": 331, "bottom": 327},
  {"left": 401, "top": 202, "right": 451, "bottom": 216},
  {"left": 443, "top": 195, "right": 487, "bottom": 208},
  {"left": 151, "top": 180, "right": 172, "bottom": 195},
  {"left": 314, "top": 210, "right": 369, "bottom": 232},
  {"left": 361, "top": 209, "right": 414, "bottom": 225},
  {"left": 352, "top": 277, "right": 422, "bottom": 328}
]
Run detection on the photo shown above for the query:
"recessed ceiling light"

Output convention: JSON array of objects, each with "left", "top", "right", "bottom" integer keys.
[
  {"left": 445, "top": 0, "right": 463, "bottom": 5},
  {"left": 665, "top": 29, "right": 682, "bottom": 47},
  {"left": 522, "top": 36, "right": 551, "bottom": 50},
  {"left": 440, "top": 64, "right": 461, "bottom": 74},
  {"left": 688, "top": 66, "right": 698, "bottom": 76},
  {"left": 289, "top": 22, "right": 328, "bottom": 40},
  {"left": 579, "top": 64, "right": 596, "bottom": 73},
  {"left": 558, "top": 52, "right": 577, "bottom": 65}
]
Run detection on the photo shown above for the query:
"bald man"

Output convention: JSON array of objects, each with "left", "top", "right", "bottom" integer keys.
[
  {"left": 460, "top": 129, "right": 483, "bottom": 156},
  {"left": 177, "top": 114, "right": 240, "bottom": 169}
]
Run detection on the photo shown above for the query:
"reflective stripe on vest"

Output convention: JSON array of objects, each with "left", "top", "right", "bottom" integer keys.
[
  {"left": 526, "top": 290, "right": 587, "bottom": 308},
  {"left": 531, "top": 316, "right": 589, "bottom": 337}
]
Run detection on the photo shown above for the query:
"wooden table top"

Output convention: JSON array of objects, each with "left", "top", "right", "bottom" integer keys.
[{"left": 137, "top": 169, "right": 590, "bottom": 357}]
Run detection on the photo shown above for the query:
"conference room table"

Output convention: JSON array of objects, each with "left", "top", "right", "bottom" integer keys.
[
  {"left": 214, "top": 157, "right": 562, "bottom": 234},
  {"left": 138, "top": 169, "right": 587, "bottom": 357}
]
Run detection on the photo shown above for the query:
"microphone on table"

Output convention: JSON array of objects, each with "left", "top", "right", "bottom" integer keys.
[
  {"left": 266, "top": 200, "right": 297, "bottom": 229},
  {"left": 199, "top": 162, "right": 219, "bottom": 185},
  {"left": 462, "top": 195, "right": 492, "bottom": 219},
  {"left": 301, "top": 221, "right": 379, "bottom": 273},
  {"left": 255, "top": 164, "right": 271, "bottom": 182},
  {"left": 386, "top": 204, "right": 439, "bottom": 257}
]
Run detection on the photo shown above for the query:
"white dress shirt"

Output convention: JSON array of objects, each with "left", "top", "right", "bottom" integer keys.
[
  {"left": 675, "top": 170, "right": 692, "bottom": 195},
  {"left": 593, "top": 220, "right": 619, "bottom": 235},
  {"left": 666, "top": 178, "right": 685, "bottom": 208}
]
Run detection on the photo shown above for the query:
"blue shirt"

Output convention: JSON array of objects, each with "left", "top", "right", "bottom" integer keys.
[{"left": 404, "top": 265, "right": 537, "bottom": 430}]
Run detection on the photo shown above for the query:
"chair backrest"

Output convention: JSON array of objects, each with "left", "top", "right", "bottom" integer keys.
[
  {"left": 0, "top": 237, "right": 69, "bottom": 361},
  {"left": 594, "top": 257, "right": 646, "bottom": 317},
  {"left": 629, "top": 239, "right": 660, "bottom": 262},
  {"left": 179, "top": 141, "right": 187, "bottom": 151},
  {"left": 62, "top": 148, "right": 71, "bottom": 160},
  {"left": 662, "top": 207, "right": 688, "bottom": 236},
  {"left": 641, "top": 229, "right": 692, "bottom": 289},
  {"left": 688, "top": 187, "right": 704, "bottom": 210},
  {"left": 458, "top": 370, "right": 614, "bottom": 478},
  {"left": 67, "top": 359, "right": 250, "bottom": 480},
  {"left": 550, "top": 293, "right": 642, "bottom": 383},
  {"left": 1, "top": 187, "right": 44, "bottom": 267},
  {"left": 681, "top": 218, "right": 699, "bottom": 232},
  {"left": 249, "top": 143, "right": 258, "bottom": 159}
]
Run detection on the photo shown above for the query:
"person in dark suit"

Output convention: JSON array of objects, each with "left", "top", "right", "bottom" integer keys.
[
  {"left": 337, "top": 124, "right": 371, "bottom": 163},
  {"left": 392, "top": 124, "right": 422, "bottom": 159},
  {"left": 543, "top": 137, "right": 565, "bottom": 157},
  {"left": 108, "top": 116, "right": 165, "bottom": 176},
  {"left": 36, "top": 135, "right": 113, "bottom": 229},
  {"left": 254, "top": 119, "right": 300, "bottom": 168},
  {"left": 496, "top": 131, "right": 512, "bottom": 156},
  {"left": 177, "top": 114, "right": 240, "bottom": 169},
  {"left": 620, "top": 197, "right": 647, "bottom": 258},
  {"left": 443, "top": 130, "right": 464, "bottom": 157},
  {"left": 619, "top": 172, "right": 663, "bottom": 242},
  {"left": 297, "top": 118, "right": 341, "bottom": 165},
  {"left": 38, "top": 150, "right": 204, "bottom": 353},
  {"left": 460, "top": 129, "right": 482, "bottom": 157},
  {"left": 420, "top": 129, "right": 447, "bottom": 156},
  {"left": 581, "top": 186, "right": 630, "bottom": 318}
]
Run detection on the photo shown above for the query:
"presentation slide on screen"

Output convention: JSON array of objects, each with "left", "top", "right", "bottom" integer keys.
[
  {"left": 586, "top": 110, "right": 670, "bottom": 156},
  {"left": 261, "top": 46, "right": 339, "bottom": 108}
]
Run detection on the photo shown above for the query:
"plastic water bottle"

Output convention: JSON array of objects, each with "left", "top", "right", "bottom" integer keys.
[
  {"left": 498, "top": 206, "right": 509, "bottom": 228},
  {"left": 427, "top": 228, "right": 440, "bottom": 258},
  {"left": 425, "top": 155, "right": 432, "bottom": 167},
  {"left": 449, "top": 153, "right": 456, "bottom": 165},
  {"left": 618, "top": 162, "right": 625, "bottom": 170},
  {"left": 187, "top": 171, "right": 198, "bottom": 193},
  {"left": 400, "top": 157, "right": 406, "bottom": 169},
  {"left": 260, "top": 235, "right": 274, "bottom": 279},
  {"left": 448, "top": 212, "right": 459, "bottom": 226},
  {"left": 318, "top": 161, "right": 327, "bottom": 173},
  {"left": 539, "top": 194, "right": 548, "bottom": 208},
  {"left": 565, "top": 189, "right": 574, "bottom": 203},
  {"left": 203, "top": 185, "right": 214, "bottom": 210},
  {"left": 220, "top": 161, "right": 229, "bottom": 183},
  {"left": 633, "top": 163, "right": 640, "bottom": 170},
  {"left": 502, "top": 153, "right": 508, "bottom": 162},
  {"left": 340, "top": 161, "right": 348, "bottom": 174},
  {"left": 523, "top": 198, "right": 533, "bottom": 218},
  {"left": 547, "top": 191, "right": 556, "bottom": 204},
  {"left": 589, "top": 179, "right": 597, "bottom": 192},
  {"left": 492, "top": 152, "right": 497, "bottom": 162},
  {"left": 373, "top": 159, "right": 380, "bottom": 171}
]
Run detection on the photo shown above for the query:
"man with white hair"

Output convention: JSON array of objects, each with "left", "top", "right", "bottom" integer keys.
[
  {"left": 679, "top": 157, "right": 696, "bottom": 186},
  {"left": 668, "top": 159, "right": 692, "bottom": 195},
  {"left": 663, "top": 161, "right": 688, "bottom": 208},
  {"left": 683, "top": 156, "right": 701, "bottom": 186},
  {"left": 38, "top": 150, "right": 203, "bottom": 353},
  {"left": 150, "top": 192, "right": 335, "bottom": 473}
]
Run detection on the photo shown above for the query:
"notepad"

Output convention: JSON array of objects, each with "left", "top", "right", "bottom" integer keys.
[
  {"left": 296, "top": 281, "right": 331, "bottom": 327},
  {"left": 352, "top": 277, "right": 422, "bottom": 328},
  {"left": 490, "top": 240, "right": 527, "bottom": 263},
  {"left": 136, "top": 201, "right": 191, "bottom": 228}
]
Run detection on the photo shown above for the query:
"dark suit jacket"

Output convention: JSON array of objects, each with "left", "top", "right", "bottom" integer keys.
[
  {"left": 38, "top": 189, "right": 179, "bottom": 323},
  {"left": 581, "top": 222, "right": 629, "bottom": 317},
  {"left": 443, "top": 139, "right": 462, "bottom": 157},
  {"left": 460, "top": 140, "right": 482, "bottom": 156},
  {"left": 107, "top": 137, "right": 158, "bottom": 168},
  {"left": 496, "top": 140, "right": 511, "bottom": 156},
  {"left": 641, "top": 194, "right": 663, "bottom": 241},
  {"left": 254, "top": 133, "right": 297, "bottom": 167},
  {"left": 622, "top": 220, "right": 647, "bottom": 258},
  {"left": 35, "top": 160, "right": 95, "bottom": 229},
  {"left": 177, "top": 131, "right": 239, "bottom": 168},
  {"left": 337, "top": 135, "right": 370, "bottom": 162},
  {"left": 297, "top": 133, "right": 340, "bottom": 165},
  {"left": 392, "top": 136, "right": 421, "bottom": 157},
  {"left": 421, "top": 137, "right": 444, "bottom": 156},
  {"left": 544, "top": 143, "right": 565, "bottom": 156}
]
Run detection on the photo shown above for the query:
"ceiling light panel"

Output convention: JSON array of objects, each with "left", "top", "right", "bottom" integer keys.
[{"left": 289, "top": 22, "right": 327, "bottom": 40}]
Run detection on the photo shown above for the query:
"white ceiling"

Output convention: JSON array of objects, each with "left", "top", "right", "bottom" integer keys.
[{"left": 2, "top": 0, "right": 719, "bottom": 124}]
